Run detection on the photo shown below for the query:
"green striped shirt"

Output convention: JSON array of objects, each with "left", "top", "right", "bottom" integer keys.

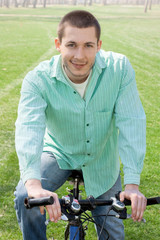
[{"left": 15, "top": 50, "right": 146, "bottom": 198}]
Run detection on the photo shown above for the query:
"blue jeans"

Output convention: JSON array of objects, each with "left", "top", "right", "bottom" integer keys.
[{"left": 14, "top": 151, "right": 124, "bottom": 240}]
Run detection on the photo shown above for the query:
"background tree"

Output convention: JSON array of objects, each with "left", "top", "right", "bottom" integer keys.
[
  {"left": 22, "top": 0, "right": 30, "bottom": 7},
  {"left": 144, "top": 0, "right": 149, "bottom": 12},
  {"left": 0, "top": 0, "right": 3, "bottom": 7},
  {"left": 43, "top": 0, "right": 46, "bottom": 7},
  {"left": 14, "top": 0, "right": 18, "bottom": 7},
  {"left": 5, "top": 0, "right": 10, "bottom": 7},
  {"left": 149, "top": 0, "right": 152, "bottom": 9},
  {"left": 33, "top": 0, "right": 37, "bottom": 8}
]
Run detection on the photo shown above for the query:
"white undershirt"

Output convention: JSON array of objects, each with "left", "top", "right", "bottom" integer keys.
[{"left": 62, "top": 65, "right": 92, "bottom": 99}]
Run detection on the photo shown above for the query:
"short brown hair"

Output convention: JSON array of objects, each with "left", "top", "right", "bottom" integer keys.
[{"left": 57, "top": 10, "right": 101, "bottom": 43}]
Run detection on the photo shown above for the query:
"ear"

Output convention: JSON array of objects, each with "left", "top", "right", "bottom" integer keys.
[
  {"left": 55, "top": 38, "right": 61, "bottom": 52},
  {"left": 97, "top": 40, "right": 102, "bottom": 52}
]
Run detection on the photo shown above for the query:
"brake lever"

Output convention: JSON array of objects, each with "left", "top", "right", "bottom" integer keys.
[{"left": 125, "top": 214, "right": 146, "bottom": 223}]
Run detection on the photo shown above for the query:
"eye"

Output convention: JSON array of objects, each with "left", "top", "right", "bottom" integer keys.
[
  {"left": 67, "top": 43, "right": 75, "bottom": 48},
  {"left": 86, "top": 44, "right": 93, "bottom": 48}
]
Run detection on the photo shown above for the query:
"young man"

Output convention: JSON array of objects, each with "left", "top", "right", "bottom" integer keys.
[{"left": 14, "top": 10, "right": 146, "bottom": 240}]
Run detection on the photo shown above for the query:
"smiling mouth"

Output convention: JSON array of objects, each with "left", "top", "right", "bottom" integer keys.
[{"left": 71, "top": 61, "right": 86, "bottom": 68}]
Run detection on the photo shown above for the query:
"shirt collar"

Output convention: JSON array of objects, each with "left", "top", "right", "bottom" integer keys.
[
  {"left": 95, "top": 50, "right": 108, "bottom": 69},
  {"left": 50, "top": 55, "right": 66, "bottom": 83}
]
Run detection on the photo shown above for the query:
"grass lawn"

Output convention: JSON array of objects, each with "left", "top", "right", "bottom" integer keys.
[{"left": 0, "top": 5, "right": 160, "bottom": 240}]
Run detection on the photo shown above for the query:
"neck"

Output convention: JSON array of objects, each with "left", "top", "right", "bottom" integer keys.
[{"left": 63, "top": 65, "right": 91, "bottom": 84}]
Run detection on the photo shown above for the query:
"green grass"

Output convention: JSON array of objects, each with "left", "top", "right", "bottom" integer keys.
[{"left": 0, "top": 5, "right": 160, "bottom": 240}]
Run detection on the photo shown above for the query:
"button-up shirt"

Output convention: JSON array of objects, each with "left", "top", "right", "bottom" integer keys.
[{"left": 15, "top": 50, "right": 146, "bottom": 198}]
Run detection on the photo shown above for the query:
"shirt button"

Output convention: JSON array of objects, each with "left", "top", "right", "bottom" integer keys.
[
  {"left": 73, "top": 91, "right": 76, "bottom": 94},
  {"left": 87, "top": 140, "right": 90, "bottom": 143},
  {"left": 86, "top": 123, "right": 89, "bottom": 126},
  {"left": 83, "top": 164, "right": 85, "bottom": 167},
  {"left": 87, "top": 153, "right": 90, "bottom": 156}
]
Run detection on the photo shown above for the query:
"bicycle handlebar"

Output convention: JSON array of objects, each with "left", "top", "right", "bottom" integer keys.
[
  {"left": 24, "top": 196, "right": 54, "bottom": 209},
  {"left": 121, "top": 197, "right": 160, "bottom": 206},
  {"left": 24, "top": 195, "right": 160, "bottom": 209}
]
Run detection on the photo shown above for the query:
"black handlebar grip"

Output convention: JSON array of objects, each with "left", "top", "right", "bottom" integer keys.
[
  {"left": 116, "top": 191, "right": 160, "bottom": 206},
  {"left": 146, "top": 197, "right": 160, "bottom": 205},
  {"left": 121, "top": 197, "right": 160, "bottom": 206},
  {"left": 24, "top": 196, "right": 54, "bottom": 209}
]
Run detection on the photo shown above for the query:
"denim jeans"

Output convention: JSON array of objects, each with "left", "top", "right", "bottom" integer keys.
[{"left": 14, "top": 151, "right": 124, "bottom": 240}]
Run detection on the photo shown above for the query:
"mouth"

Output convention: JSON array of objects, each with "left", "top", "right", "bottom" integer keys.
[{"left": 71, "top": 61, "right": 86, "bottom": 69}]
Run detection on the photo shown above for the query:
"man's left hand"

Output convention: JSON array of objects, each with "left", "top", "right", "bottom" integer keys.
[{"left": 120, "top": 184, "right": 147, "bottom": 222}]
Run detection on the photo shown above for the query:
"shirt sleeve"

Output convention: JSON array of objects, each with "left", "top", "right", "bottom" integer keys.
[
  {"left": 15, "top": 73, "right": 47, "bottom": 184},
  {"left": 114, "top": 56, "right": 146, "bottom": 186}
]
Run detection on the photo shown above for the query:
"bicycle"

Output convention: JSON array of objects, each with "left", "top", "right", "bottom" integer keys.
[{"left": 24, "top": 171, "right": 160, "bottom": 240}]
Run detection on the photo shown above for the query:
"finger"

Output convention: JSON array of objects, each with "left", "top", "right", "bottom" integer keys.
[
  {"left": 46, "top": 202, "right": 60, "bottom": 222},
  {"left": 52, "top": 203, "right": 60, "bottom": 222},
  {"left": 138, "top": 197, "right": 147, "bottom": 222},
  {"left": 132, "top": 194, "right": 146, "bottom": 221},
  {"left": 46, "top": 195, "right": 61, "bottom": 222},
  {"left": 54, "top": 196, "right": 61, "bottom": 220},
  {"left": 131, "top": 195, "right": 138, "bottom": 221},
  {"left": 135, "top": 195, "right": 142, "bottom": 221},
  {"left": 39, "top": 206, "right": 45, "bottom": 215},
  {"left": 119, "top": 191, "right": 125, "bottom": 202},
  {"left": 46, "top": 204, "right": 55, "bottom": 222}
]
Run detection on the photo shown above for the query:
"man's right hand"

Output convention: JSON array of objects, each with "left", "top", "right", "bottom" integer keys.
[{"left": 25, "top": 179, "right": 61, "bottom": 222}]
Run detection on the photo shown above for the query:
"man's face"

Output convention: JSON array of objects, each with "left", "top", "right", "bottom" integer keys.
[{"left": 55, "top": 24, "right": 102, "bottom": 84}]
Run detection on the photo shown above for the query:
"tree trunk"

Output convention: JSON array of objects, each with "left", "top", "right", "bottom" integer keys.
[
  {"left": 0, "top": 0, "right": 3, "bottom": 7},
  {"left": 43, "top": 0, "right": 46, "bottom": 7},
  {"left": 149, "top": 0, "right": 152, "bottom": 9},
  {"left": 89, "top": 0, "right": 92, "bottom": 5},
  {"left": 144, "top": 0, "right": 149, "bottom": 12},
  {"left": 5, "top": 0, "right": 10, "bottom": 7},
  {"left": 15, "top": 0, "right": 18, "bottom": 7},
  {"left": 72, "top": 0, "right": 77, "bottom": 5},
  {"left": 33, "top": 0, "right": 37, "bottom": 8},
  {"left": 22, "top": 0, "right": 28, "bottom": 7},
  {"left": 84, "top": 0, "right": 87, "bottom": 6},
  {"left": 22, "top": 0, "right": 26, "bottom": 7}
]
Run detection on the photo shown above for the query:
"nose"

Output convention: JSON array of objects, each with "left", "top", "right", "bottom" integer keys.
[{"left": 74, "top": 47, "right": 85, "bottom": 60}]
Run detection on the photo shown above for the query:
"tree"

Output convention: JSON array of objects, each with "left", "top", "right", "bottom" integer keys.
[
  {"left": 22, "top": 0, "right": 29, "bottom": 7},
  {"left": 149, "top": 0, "right": 152, "bottom": 9},
  {"left": 103, "top": 0, "right": 107, "bottom": 5},
  {"left": 0, "top": 0, "right": 3, "bottom": 7},
  {"left": 33, "top": 0, "right": 37, "bottom": 8},
  {"left": 72, "top": 0, "right": 77, "bottom": 5},
  {"left": 43, "top": 0, "right": 46, "bottom": 7},
  {"left": 144, "top": 0, "right": 149, "bottom": 12},
  {"left": 144, "top": 0, "right": 153, "bottom": 13},
  {"left": 84, "top": 0, "right": 87, "bottom": 6},
  {"left": 14, "top": 0, "right": 18, "bottom": 7},
  {"left": 5, "top": 0, "right": 10, "bottom": 7}
]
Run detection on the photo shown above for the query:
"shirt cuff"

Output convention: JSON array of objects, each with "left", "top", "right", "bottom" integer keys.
[
  {"left": 21, "top": 168, "right": 41, "bottom": 185},
  {"left": 124, "top": 173, "right": 140, "bottom": 186}
]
